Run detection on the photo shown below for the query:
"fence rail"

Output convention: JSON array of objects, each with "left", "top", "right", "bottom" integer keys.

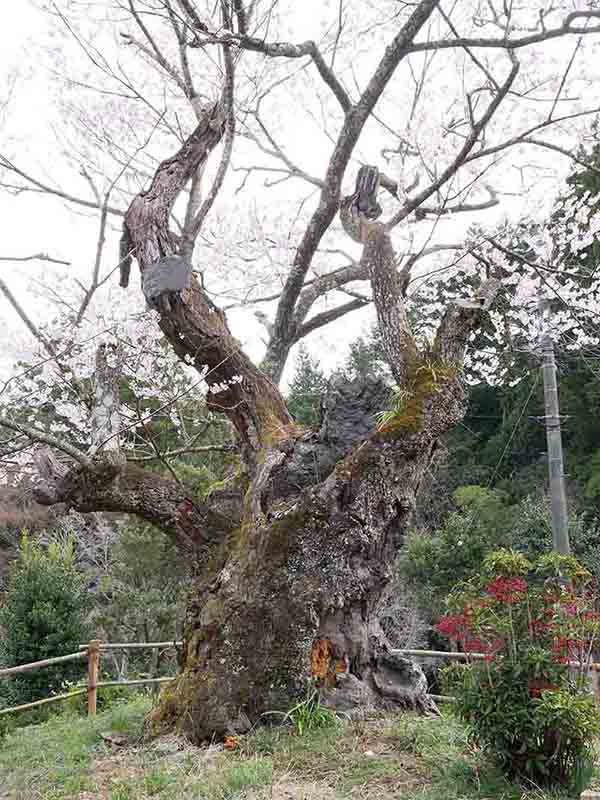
[
  {"left": 6, "top": 645, "right": 596, "bottom": 720},
  {"left": 0, "top": 639, "right": 179, "bottom": 718},
  {"left": 0, "top": 651, "right": 86, "bottom": 678},
  {"left": 392, "top": 648, "right": 600, "bottom": 671},
  {"left": 77, "top": 641, "right": 182, "bottom": 651}
]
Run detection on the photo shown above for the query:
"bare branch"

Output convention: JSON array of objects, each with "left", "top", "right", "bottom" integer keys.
[
  {"left": 463, "top": 107, "right": 600, "bottom": 167},
  {"left": 0, "top": 155, "right": 125, "bottom": 216},
  {"left": 0, "top": 252, "right": 70, "bottom": 266},
  {"left": 195, "top": 33, "right": 352, "bottom": 113},
  {"left": 182, "top": 33, "right": 236, "bottom": 254},
  {"left": 406, "top": 10, "right": 600, "bottom": 53},
  {"left": 127, "top": 443, "right": 237, "bottom": 462},
  {"left": 121, "top": 0, "right": 188, "bottom": 98},
  {"left": 0, "top": 277, "right": 57, "bottom": 357},
  {"left": 0, "top": 417, "right": 92, "bottom": 469},
  {"left": 76, "top": 197, "right": 109, "bottom": 324},
  {"left": 515, "top": 137, "right": 600, "bottom": 176},
  {"left": 387, "top": 50, "right": 519, "bottom": 228},
  {"left": 416, "top": 185, "right": 500, "bottom": 218}
]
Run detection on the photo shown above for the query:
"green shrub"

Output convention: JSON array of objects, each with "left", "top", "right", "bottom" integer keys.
[
  {"left": 0, "top": 532, "right": 91, "bottom": 706},
  {"left": 438, "top": 549, "right": 600, "bottom": 789},
  {"left": 402, "top": 488, "right": 600, "bottom": 617}
]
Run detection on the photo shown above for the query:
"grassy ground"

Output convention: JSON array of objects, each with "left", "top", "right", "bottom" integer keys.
[{"left": 0, "top": 696, "right": 594, "bottom": 800}]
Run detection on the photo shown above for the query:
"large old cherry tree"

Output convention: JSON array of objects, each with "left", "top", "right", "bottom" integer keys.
[{"left": 1, "top": 0, "right": 600, "bottom": 740}]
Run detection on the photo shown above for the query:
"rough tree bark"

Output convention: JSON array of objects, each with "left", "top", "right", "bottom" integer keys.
[{"left": 136, "top": 166, "right": 496, "bottom": 741}]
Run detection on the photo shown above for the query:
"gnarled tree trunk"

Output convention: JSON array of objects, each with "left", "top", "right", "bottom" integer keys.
[
  {"left": 149, "top": 374, "right": 466, "bottom": 741},
  {"left": 28, "top": 112, "right": 496, "bottom": 742}
]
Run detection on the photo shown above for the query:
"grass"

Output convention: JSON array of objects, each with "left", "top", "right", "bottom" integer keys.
[
  {"left": 0, "top": 696, "right": 596, "bottom": 799},
  {"left": 0, "top": 694, "right": 150, "bottom": 799}
]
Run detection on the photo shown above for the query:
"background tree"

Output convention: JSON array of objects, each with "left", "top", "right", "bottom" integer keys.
[
  {"left": 0, "top": 534, "right": 91, "bottom": 706},
  {"left": 286, "top": 345, "right": 328, "bottom": 427}
]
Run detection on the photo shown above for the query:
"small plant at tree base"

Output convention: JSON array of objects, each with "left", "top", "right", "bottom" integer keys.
[
  {"left": 265, "top": 685, "right": 339, "bottom": 736},
  {"left": 438, "top": 549, "right": 600, "bottom": 790}
]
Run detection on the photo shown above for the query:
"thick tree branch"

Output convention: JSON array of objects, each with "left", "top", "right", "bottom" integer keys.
[
  {"left": 123, "top": 102, "right": 294, "bottom": 458},
  {"left": 432, "top": 277, "right": 501, "bottom": 365},
  {"left": 0, "top": 417, "right": 92, "bottom": 469},
  {"left": 288, "top": 243, "right": 464, "bottom": 330},
  {"left": 294, "top": 298, "right": 368, "bottom": 341},
  {"left": 33, "top": 449, "right": 236, "bottom": 553},
  {"left": 362, "top": 226, "right": 418, "bottom": 386}
]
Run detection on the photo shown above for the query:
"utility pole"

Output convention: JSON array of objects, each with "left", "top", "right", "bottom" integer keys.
[{"left": 538, "top": 299, "right": 570, "bottom": 555}]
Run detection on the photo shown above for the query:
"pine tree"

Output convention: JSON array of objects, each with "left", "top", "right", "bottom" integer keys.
[
  {"left": 286, "top": 345, "right": 328, "bottom": 427},
  {"left": 0, "top": 534, "right": 91, "bottom": 705}
]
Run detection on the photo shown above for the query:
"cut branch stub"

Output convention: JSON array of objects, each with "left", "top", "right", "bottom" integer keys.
[
  {"left": 340, "top": 166, "right": 417, "bottom": 388},
  {"left": 90, "top": 343, "right": 123, "bottom": 457}
]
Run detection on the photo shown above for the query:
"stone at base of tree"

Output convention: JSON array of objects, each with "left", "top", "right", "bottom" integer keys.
[{"left": 320, "top": 642, "right": 438, "bottom": 717}]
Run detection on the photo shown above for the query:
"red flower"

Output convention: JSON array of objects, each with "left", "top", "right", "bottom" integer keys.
[
  {"left": 531, "top": 618, "right": 550, "bottom": 635},
  {"left": 436, "top": 614, "right": 470, "bottom": 640},
  {"left": 463, "top": 637, "right": 488, "bottom": 653},
  {"left": 561, "top": 603, "right": 579, "bottom": 617},
  {"left": 487, "top": 577, "right": 528, "bottom": 604}
]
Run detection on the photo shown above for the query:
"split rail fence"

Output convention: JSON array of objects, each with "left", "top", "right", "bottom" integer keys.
[
  {"left": 0, "top": 639, "right": 182, "bottom": 718},
  {"left": 4, "top": 644, "right": 598, "bottom": 718},
  {"left": 392, "top": 648, "right": 600, "bottom": 703}
]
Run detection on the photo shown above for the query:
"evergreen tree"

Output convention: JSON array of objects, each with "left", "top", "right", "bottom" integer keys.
[
  {"left": 286, "top": 345, "right": 328, "bottom": 427},
  {"left": 0, "top": 534, "right": 91, "bottom": 705},
  {"left": 343, "top": 324, "right": 387, "bottom": 379}
]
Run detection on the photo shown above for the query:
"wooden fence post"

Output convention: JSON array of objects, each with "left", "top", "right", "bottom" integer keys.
[{"left": 87, "top": 640, "right": 101, "bottom": 716}]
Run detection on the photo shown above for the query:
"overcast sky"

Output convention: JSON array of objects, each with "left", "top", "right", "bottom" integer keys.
[{"left": 1, "top": 2, "right": 597, "bottom": 384}]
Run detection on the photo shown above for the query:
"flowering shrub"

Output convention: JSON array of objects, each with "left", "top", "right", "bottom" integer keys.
[{"left": 438, "top": 549, "right": 600, "bottom": 788}]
